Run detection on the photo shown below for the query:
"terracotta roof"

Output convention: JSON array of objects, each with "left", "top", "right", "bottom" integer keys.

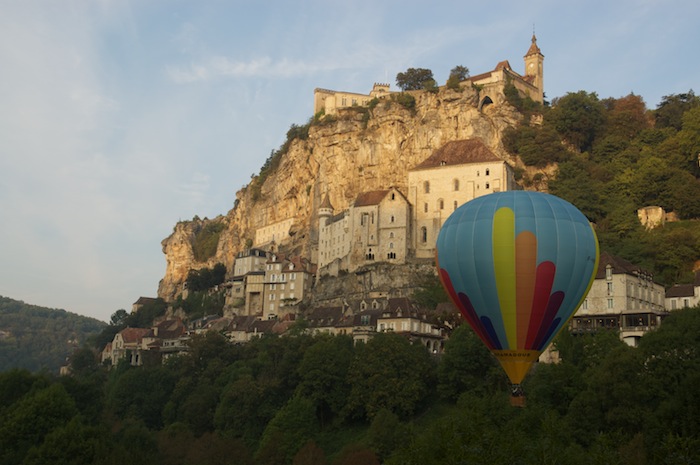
[
  {"left": 410, "top": 139, "right": 501, "bottom": 170},
  {"left": 354, "top": 190, "right": 389, "bottom": 207},
  {"left": 118, "top": 327, "right": 152, "bottom": 344},
  {"left": 133, "top": 297, "right": 158, "bottom": 306},
  {"left": 666, "top": 284, "right": 694, "bottom": 298},
  {"left": 495, "top": 60, "right": 512, "bottom": 71},
  {"left": 525, "top": 34, "right": 542, "bottom": 57}
]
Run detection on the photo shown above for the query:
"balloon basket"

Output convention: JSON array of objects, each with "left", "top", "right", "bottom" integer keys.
[{"left": 509, "top": 384, "right": 526, "bottom": 408}]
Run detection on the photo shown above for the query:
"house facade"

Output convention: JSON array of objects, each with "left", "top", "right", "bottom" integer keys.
[
  {"left": 571, "top": 252, "right": 667, "bottom": 347},
  {"left": 664, "top": 271, "right": 700, "bottom": 310},
  {"left": 407, "top": 139, "right": 516, "bottom": 259}
]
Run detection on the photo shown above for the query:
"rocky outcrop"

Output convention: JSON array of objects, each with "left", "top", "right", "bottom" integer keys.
[{"left": 158, "top": 86, "right": 523, "bottom": 302}]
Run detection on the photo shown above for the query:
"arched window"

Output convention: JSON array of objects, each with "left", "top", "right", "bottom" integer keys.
[
  {"left": 421, "top": 227, "right": 428, "bottom": 243},
  {"left": 389, "top": 242, "right": 394, "bottom": 249},
  {"left": 389, "top": 232, "right": 394, "bottom": 238},
  {"left": 453, "top": 179, "right": 459, "bottom": 191},
  {"left": 485, "top": 168, "right": 490, "bottom": 176},
  {"left": 423, "top": 181, "right": 430, "bottom": 194},
  {"left": 390, "top": 215, "right": 395, "bottom": 223}
]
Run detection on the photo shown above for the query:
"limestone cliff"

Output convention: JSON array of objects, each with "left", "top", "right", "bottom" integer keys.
[{"left": 158, "top": 86, "right": 523, "bottom": 302}]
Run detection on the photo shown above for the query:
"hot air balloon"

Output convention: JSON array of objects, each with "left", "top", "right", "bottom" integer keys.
[{"left": 436, "top": 191, "right": 599, "bottom": 405}]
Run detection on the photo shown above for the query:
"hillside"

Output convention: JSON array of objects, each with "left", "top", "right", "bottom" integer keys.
[
  {"left": 0, "top": 296, "right": 106, "bottom": 373},
  {"left": 158, "top": 84, "right": 523, "bottom": 301},
  {"left": 158, "top": 80, "right": 700, "bottom": 306}
]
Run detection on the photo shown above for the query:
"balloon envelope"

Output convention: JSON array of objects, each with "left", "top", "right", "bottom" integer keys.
[{"left": 436, "top": 191, "right": 599, "bottom": 384}]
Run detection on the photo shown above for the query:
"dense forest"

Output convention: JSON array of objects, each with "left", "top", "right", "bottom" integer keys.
[
  {"left": 1, "top": 307, "right": 699, "bottom": 464},
  {"left": 504, "top": 88, "right": 700, "bottom": 286},
  {"left": 0, "top": 296, "right": 106, "bottom": 374},
  {"left": 2, "top": 89, "right": 700, "bottom": 464}
]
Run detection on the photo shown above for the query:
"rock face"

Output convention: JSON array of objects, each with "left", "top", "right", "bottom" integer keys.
[{"left": 158, "top": 86, "right": 523, "bottom": 302}]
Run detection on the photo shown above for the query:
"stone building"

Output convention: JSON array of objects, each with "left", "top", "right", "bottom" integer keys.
[
  {"left": 665, "top": 271, "right": 700, "bottom": 310},
  {"left": 262, "top": 254, "right": 315, "bottom": 320},
  {"left": 312, "top": 34, "right": 544, "bottom": 116},
  {"left": 407, "top": 139, "right": 516, "bottom": 259},
  {"left": 571, "top": 252, "right": 667, "bottom": 347},
  {"left": 318, "top": 187, "right": 410, "bottom": 275}
]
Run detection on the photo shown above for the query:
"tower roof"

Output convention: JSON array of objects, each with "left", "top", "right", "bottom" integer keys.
[
  {"left": 525, "top": 33, "right": 543, "bottom": 57},
  {"left": 319, "top": 192, "right": 334, "bottom": 211},
  {"left": 410, "top": 139, "right": 501, "bottom": 170}
]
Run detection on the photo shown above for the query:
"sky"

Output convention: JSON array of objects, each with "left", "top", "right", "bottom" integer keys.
[{"left": 1, "top": 0, "right": 698, "bottom": 323}]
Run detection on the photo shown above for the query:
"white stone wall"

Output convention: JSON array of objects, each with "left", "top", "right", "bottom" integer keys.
[
  {"left": 254, "top": 217, "right": 296, "bottom": 246},
  {"left": 408, "top": 161, "right": 514, "bottom": 258}
]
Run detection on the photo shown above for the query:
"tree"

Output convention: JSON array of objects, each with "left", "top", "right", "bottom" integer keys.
[
  {"left": 395, "top": 68, "right": 435, "bottom": 91},
  {"left": 344, "top": 333, "right": 435, "bottom": 421},
  {"left": 437, "top": 325, "right": 501, "bottom": 400},
  {"left": 110, "top": 309, "right": 129, "bottom": 326},
  {"left": 547, "top": 90, "right": 606, "bottom": 152},
  {"left": 295, "top": 334, "right": 354, "bottom": 425},
  {"left": 655, "top": 90, "right": 699, "bottom": 130},
  {"left": 446, "top": 65, "right": 469, "bottom": 90},
  {"left": 255, "top": 396, "right": 318, "bottom": 465}
]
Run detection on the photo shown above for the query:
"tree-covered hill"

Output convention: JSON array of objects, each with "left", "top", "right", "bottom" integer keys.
[
  {"left": 0, "top": 296, "right": 106, "bottom": 374},
  {"left": 505, "top": 89, "right": 700, "bottom": 285}
]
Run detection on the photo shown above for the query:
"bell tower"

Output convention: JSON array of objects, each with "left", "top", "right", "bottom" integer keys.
[{"left": 523, "top": 33, "right": 544, "bottom": 103}]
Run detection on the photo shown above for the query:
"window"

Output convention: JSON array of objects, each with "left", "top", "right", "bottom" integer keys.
[
  {"left": 605, "top": 265, "right": 612, "bottom": 280},
  {"left": 607, "top": 282, "right": 613, "bottom": 295},
  {"left": 391, "top": 192, "right": 395, "bottom": 200},
  {"left": 389, "top": 232, "right": 394, "bottom": 238},
  {"left": 672, "top": 300, "right": 677, "bottom": 310},
  {"left": 389, "top": 242, "right": 394, "bottom": 249},
  {"left": 453, "top": 200, "right": 458, "bottom": 211},
  {"left": 424, "top": 203, "right": 428, "bottom": 213},
  {"left": 485, "top": 182, "right": 490, "bottom": 189},
  {"left": 582, "top": 299, "right": 588, "bottom": 310},
  {"left": 607, "top": 298, "right": 613, "bottom": 309},
  {"left": 421, "top": 227, "right": 428, "bottom": 243},
  {"left": 684, "top": 298, "right": 689, "bottom": 308},
  {"left": 390, "top": 215, "right": 395, "bottom": 223},
  {"left": 453, "top": 179, "right": 459, "bottom": 191},
  {"left": 485, "top": 168, "right": 490, "bottom": 176},
  {"left": 423, "top": 181, "right": 430, "bottom": 193},
  {"left": 438, "top": 199, "right": 444, "bottom": 210}
]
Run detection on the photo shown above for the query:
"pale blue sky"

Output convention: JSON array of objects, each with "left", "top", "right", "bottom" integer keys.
[{"left": 1, "top": 0, "right": 697, "bottom": 322}]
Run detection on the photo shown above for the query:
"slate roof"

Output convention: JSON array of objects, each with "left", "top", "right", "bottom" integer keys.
[
  {"left": 410, "top": 139, "right": 501, "bottom": 170},
  {"left": 665, "top": 284, "right": 694, "bottom": 298},
  {"left": 595, "top": 252, "right": 648, "bottom": 279}
]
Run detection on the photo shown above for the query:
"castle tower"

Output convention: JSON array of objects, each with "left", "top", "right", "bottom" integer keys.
[
  {"left": 318, "top": 192, "right": 334, "bottom": 227},
  {"left": 523, "top": 33, "right": 544, "bottom": 103}
]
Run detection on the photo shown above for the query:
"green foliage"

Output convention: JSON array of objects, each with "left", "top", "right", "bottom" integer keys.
[
  {"left": 437, "top": 325, "right": 503, "bottom": 399},
  {"left": 186, "top": 263, "right": 227, "bottom": 292},
  {"left": 390, "top": 92, "right": 416, "bottom": 112},
  {"left": 175, "top": 289, "right": 225, "bottom": 319},
  {"left": 547, "top": 90, "right": 606, "bottom": 152},
  {"left": 411, "top": 272, "right": 448, "bottom": 310},
  {"left": 192, "top": 221, "right": 226, "bottom": 262},
  {"left": 503, "top": 123, "right": 569, "bottom": 167},
  {"left": 344, "top": 333, "right": 435, "bottom": 421},
  {"left": 446, "top": 65, "right": 469, "bottom": 90},
  {"left": 125, "top": 298, "right": 167, "bottom": 328},
  {"left": 654, "top": 90, "right": 699, "bottom": 130},
  {"left": 395, "top": 67, "right": 435, "bottom": 91},
  {"left": 0, "top": 296, "right": 106, "bottom": 373},
  {"left": 2, "top": 308, "right": 700, "bottom": 464}
]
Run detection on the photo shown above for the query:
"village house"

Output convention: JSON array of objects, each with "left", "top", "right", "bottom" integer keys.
[
  {"left": 570, "top": 252, "right": 667, "bottom": 347},
  {"left": 665, "top": 271, "right": 700, "bottom": 310}
]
